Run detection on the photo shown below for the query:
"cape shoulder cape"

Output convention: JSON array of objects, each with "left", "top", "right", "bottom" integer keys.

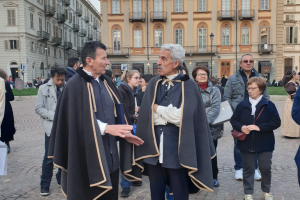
[
  {"left": 48, "top": 68, "right": 141, "bottom": 200},
  {"left": 135, "top": 75, "right": 216, "bottom": 194}
]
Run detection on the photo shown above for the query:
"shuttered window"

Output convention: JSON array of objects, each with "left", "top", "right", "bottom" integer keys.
[
  {"left": 198, "top": 0, "right": 207, "bottom": 12},
  {"left": 7, "top": 10, "right": 16, "bottom": 26},
  {"left": 174, "top": 0, "right": 183, "bottom": 12},
  {"left": 5, "top": 40, "right": 19, "bottom": 50},
  {"left": 112, "top": 0, "right": 120, "bottom": 14},
  {"left": 286, "top": 27, "right": 298, "bottom": 44},
  {"left": 30, "top": 13, "right": 34, "bottom": 29},
  {"left": 134, "top": 30, "right": 142, "bottom": 47}
]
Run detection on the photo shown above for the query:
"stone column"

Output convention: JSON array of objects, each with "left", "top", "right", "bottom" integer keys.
[
  {"left": 165, "top": 0, "right": 172, "bottom": 43},
  {"left": 252, "top": 0, "right": 259, "bottom": 52},
  {"left": 101, "top": 1, "right": 108, "bottom": 47},
  {"left": 187, "top": 0, "right": 194, "bottom": 46},
  {"left": 123, "top": 0, "right": 130, "bottom": 47}
]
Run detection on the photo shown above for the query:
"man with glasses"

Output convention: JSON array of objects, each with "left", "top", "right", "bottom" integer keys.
[{"left": 224, "top": 54, "right": 270, "bottom": 181}]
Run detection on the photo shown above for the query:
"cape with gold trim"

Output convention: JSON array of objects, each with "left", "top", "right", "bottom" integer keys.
[
  {"left": 135, "top": 75, "right": 216, "bottom": 194},
  {"left": 48, "top": 67, "right": 142, "bottom": 200}
]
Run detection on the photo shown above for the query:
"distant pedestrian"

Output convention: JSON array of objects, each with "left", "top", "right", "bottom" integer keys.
[
  {"left": 221, "top": 75, "right": 228, "bottom": 87},
  {"left": 41, "top": 76, "right": 45, "bottom": 84},
  {"left": 230, "top": 77, "right": 280, "bottom": 200},
  {"left": 281, "top": 70, "right": 300, "bottom": 138},
  {"left": 66, "top": 57, "right": 79, "bottom": 82},
  {"left": 8, "top": 76, "right": 13, "bottom": 89},
  {"left": 292, "top": 87, "right": 300, "bottom": 186},
  {"left": 138, "top": 74, "right": 154, "bottom": 103},
  {"left": 35, "top": 66, "right": 66, "bottom": 196},
  {"left": 0, "top": 69, "right": 15, "bottom": 154},
  {"left": 116, "top": 76, "right": 121, "bottom": 87}
]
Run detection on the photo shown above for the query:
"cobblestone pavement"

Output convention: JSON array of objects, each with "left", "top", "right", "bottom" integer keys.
[{"left": 0, "top": 100, "right": 299, "bottom": 200}]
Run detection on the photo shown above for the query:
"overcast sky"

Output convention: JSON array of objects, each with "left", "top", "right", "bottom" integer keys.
[{"left": 89, "top": 0, "right": 100, "bottom": 13}]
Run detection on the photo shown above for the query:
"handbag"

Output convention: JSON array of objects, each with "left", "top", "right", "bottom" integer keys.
[
  {"left": 205, "top": 87, "right": 233, "bottom": 125},
  {"left": 232, "top": 106, "right": 265, "bottom": 141}
]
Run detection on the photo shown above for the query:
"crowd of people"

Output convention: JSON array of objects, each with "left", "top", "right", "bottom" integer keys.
[{"left": 0, "top": 41, "right": 300, "bottom": 200}]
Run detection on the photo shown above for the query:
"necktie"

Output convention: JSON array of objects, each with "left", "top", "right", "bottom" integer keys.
[{"left": 57, "top": 87, "right": 61, "bottom": 99}]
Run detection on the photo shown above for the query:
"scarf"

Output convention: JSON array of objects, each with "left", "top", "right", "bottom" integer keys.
[
  {"left": 249, "top": 95, "right": 263, "bottom": 115},
  {"left": 198, "top": 82, "right": 208, "bottom": 91}
]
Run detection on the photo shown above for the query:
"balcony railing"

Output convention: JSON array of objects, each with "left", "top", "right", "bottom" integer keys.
[
  {"left": 51, "top": 37, "right": 62, "bottom": 46},
  {"left": 217, "top": 10, "right": 235, "bottom": 20},
  {"left": 258, "top": 44, "right": 273, "bottom": 54},
  {"left": 37, "top": 31, "right": 50, "bottom": 41},
  {"left": 83, "top": 16, "right": 89, "bottom": 23},
  {"left": 106, "top": 47, "right": 130, "bottom": 58},
  {"left": 150, "top": 11, "right": 167, "bottom": 22},
  {"left": 57, "top": 14, "right": 65, "bottom": 24},
  {"left": 238, "top": 9, "right": 254, "bottom": 20},
  {"left": 93, "top": 23, "right": 97, "bottom": 30},
  {"left": 45, "top": 5, "right": 55, "bottom": 17},
  {"left": 62, "top": 0, "right": 70, "bottom": 7},
  {"left": 80, "top": 29, "right": 87, "bottom": 37},
  {"left": 64, "top": 41, "right": 72, "bottom": 49},
  {"left": 129, "top": 12, "right": 146, "bottom": 22},
  {"left": 88, "top": 34, "right": 93, "bottom": 40},
  {"left": 184, "top": 46, "right": 218, "bottom": 56},
  {"left": 76, "top": 9, "right": 82, "bottom": 17},
  {"left": 73, "top": 24, "right": 79, "bottom": 32}
]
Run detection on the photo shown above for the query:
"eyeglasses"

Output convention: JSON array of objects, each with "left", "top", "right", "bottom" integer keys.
[
  {"left": 197, "top": 73, "right": 207, "bottom": 76},
  {"left": 243, "top": 60, "right": 254, "bottom": 64},
  {"left": 247, "top": 87, "right": 258, "bottom": 90}
]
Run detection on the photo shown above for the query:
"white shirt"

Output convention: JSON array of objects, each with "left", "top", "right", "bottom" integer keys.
[
  {"left": 83, "top": 69, "right": 107, "bottom": 135},
  {"left": 154, "top": 74, "right": 181, "bottom": 163}
]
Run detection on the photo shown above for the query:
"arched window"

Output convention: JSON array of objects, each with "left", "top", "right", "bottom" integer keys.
[
  {"left": 174, "top": 23, "right": 184, "bottom": 46},
  {"left": 241, "top": 21, "right": 251, "bottom": 45},
  {"left": 133, "top": 24, "right": 143, "bottom": 48},
  {"left": 221, "top": 22, "right": 232, "bottom": 46},
  {"left": 154, "top": 23, "right": 164, "bottom": 47},
  {"left": 197, "top": 22, "right": 208, "bottom": 52}
]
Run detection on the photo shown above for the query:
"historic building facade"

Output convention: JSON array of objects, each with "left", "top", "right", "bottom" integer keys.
[
  {"left": 0, "top": 0, "right": 100, "bottom": 83},
  {"left": 277, "top": 0, "right": 300, "bottom": 81},
  {"left": 101, "top": 0, "right": 277, "bottom": 81}
]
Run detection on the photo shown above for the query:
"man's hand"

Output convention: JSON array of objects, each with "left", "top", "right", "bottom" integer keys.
[
  {"left": 248, "top": 125, "right": 260, "bottom": 131},
  {"left": 104, "top": 125, "right": 133, "bottom": 138},
  {"left": 153, "top": 104, "right": 158, "bottom": 113},
  {"left": 124, "top": 134, "right": 144, "bottom": 146},
  {"left": 142, "top": 86, "right": 147, "bottom": 92},
  {"left": 241, "top": 126, "right": 251, "bottom": 135},
  {"left": 135, "top": 106, "right": 139, "bottom": 113}
]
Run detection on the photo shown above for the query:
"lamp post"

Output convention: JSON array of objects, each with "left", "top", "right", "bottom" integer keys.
[{"left": 210, "top": 33, "right": 214, "bottom": 77}]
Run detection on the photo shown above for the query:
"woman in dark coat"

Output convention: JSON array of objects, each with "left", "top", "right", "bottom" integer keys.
[
  {"left": 0, "top": 69, "right": 16, "bottom": 154},
  {"left": 117, "top": 69, "right": 141, "bottom": 197},
  {"left": 230, "top": 77, "right": 280, "bottom": 200}
]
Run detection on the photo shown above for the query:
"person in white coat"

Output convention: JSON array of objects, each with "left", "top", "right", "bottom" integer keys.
[{"left": 35, "top": 66, "right": 66, "bottom": 196}]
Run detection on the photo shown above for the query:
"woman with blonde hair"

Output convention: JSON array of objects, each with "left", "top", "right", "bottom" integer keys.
[
  {"left": 281, "top": 70, "right": 300, "bottom": 137},
  {"left": 0, "top": 69, "right": 15, "bottom": 154},
  {"left": 118, "top": 69, "right": 141, "bottom": 197}
]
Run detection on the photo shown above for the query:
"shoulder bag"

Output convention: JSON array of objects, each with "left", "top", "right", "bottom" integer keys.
[{"left": 232, "top": 106, "right": 265, "bottom": 141}]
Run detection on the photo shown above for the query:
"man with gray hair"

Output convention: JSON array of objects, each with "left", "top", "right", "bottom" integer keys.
[
  {"left": 134, "top": 44, "right": 215, "bottom": 200},
  {"left": 224, "top": 54, "right": 270, "bottom": 181}
]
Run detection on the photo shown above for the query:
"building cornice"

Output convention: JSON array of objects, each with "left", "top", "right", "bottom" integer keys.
[{"left": 3, "top": 2, "right": 18, "bottom": 7}]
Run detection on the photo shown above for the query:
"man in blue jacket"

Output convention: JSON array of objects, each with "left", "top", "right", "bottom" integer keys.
[
  {"left": 292, "top": 89, "right": 300, "bottom": 186},
  {"left": 224, "top": 54, "right": 270, "bottom": 181},
  {"left": 65, "top": 57, "right": 79, "bottom": 82}
]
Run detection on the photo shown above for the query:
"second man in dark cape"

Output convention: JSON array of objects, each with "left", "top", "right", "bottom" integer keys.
[{"left": 134, "top": 44, "right": 216, "bottom": 200}]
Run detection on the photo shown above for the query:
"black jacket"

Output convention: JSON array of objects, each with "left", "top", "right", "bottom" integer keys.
[
  {"left": 230, "top": 97, "right": 281, "bottom": 153},
  {"left": 118, "top": 82, "right": 140, "bottom": 124}
]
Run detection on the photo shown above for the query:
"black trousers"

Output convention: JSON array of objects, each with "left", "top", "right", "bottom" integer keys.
[
  {"left": 100, "top": 169, "right": 119, "bottom": 200},
  {"left": 211, "top": 140, "right": 218, "bottom": 179},
  {"left": 241, "top": 151, "right": 272, "bottom": 194},
  {"left": 147, "top": 163, "right": 190, "bottom": 200}
]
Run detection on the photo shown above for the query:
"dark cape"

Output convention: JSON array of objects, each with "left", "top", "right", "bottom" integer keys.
[
  {"left": 134, "top": 75, "right": 216, "bottom": 194},
  {"left": 0, "top": 82, "right": 15, "bottom": 142},
  {"left": 48, "top": 67, "right": 141, "bottom": 200}
]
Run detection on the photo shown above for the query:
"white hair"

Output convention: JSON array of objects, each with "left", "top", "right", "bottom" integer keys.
[{"left": 161, "top": 44, "right": 185, "bottom": 65}]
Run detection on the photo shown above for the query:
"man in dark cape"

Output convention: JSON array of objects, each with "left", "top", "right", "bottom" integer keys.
[
  {"left": 134, "top": 44, "right": 216, "bottom": 200},
  {"left": 48, "top": 41, "right": 143, "bottom": 200}
]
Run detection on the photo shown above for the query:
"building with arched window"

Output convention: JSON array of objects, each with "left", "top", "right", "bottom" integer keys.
[{"left": 101, "top": 0, "right": 278, "bottom": 80}]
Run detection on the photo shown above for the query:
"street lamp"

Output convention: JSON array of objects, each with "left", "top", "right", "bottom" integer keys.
[{"left": 210, "top": 33, "right": 214, "bottom": 77}]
